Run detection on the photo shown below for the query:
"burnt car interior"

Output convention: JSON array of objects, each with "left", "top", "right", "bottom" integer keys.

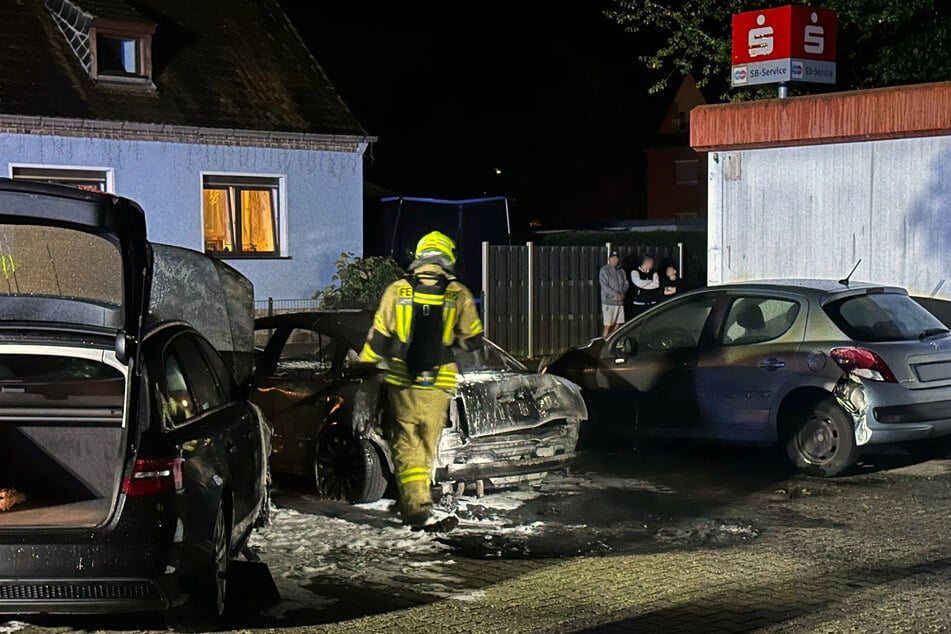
[{"left": 0, "top": 354, "right": 125, "bottom": 528}]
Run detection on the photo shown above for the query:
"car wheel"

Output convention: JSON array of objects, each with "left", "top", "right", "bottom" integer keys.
[
  {"left": 786, "top": 398, "right": 858, "bottom": 477},
  {"left": 313, "top": 430, "right": 388, "bottom": 504},
  {"left": 209, "top": 504, "right": 230, "bottom": 617}
]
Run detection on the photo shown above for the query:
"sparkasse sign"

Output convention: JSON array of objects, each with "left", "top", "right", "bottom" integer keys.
[{"left": 731, "top": 5, "right": 837, "bottom": 88}]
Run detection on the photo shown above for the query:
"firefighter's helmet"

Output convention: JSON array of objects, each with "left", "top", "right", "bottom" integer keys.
[{"left": 415, "top": 231, "right": 457, "bottom": 264}]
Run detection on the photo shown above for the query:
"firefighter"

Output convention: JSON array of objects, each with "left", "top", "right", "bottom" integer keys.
[{"left": 359, "top": 231, "right": 484, "bottom": 528}]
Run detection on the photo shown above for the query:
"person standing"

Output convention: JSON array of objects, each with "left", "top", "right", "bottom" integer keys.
[
  {"left": 359, "top": 231, "right": 484, "bottom": 529},
  {"left": 662, "top": 264, "right": 682, "bottom": 300},
  {"left": 631, "top": 255, "right": 660, "bottom": 315},
  {"left": 599, "top": 250, "right": 629, "bottom": 337}
]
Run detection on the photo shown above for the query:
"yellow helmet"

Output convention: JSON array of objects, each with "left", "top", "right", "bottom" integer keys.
[{"left": 415, "top": 231, "right": 457, "bottom": 263}]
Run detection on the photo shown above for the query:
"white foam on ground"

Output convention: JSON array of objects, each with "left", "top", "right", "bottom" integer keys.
[{"left": 0, "top": 622, "right": 26, "bottom": 634}]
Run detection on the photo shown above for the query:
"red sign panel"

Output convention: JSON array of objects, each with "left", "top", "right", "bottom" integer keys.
[{"left": 732, "top": 5, "right": 837, "bottom": 65}]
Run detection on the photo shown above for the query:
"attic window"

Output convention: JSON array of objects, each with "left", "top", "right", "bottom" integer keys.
[
  {"left": 90, "top": 24, "right": 154, "bottom": 84},
  {"left": 97, "top": 35, "right": 138, "bottom": 75}
]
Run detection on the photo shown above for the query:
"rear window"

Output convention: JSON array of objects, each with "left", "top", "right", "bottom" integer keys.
[
  {"left": 0, "top": 354, "right": 123, "bottom": 409},
  {"left": 824, "top": 293, "right": 948, "bottom": 342},
  {"left": 0, "top": 224, "right": 123, "bottom": 307}
]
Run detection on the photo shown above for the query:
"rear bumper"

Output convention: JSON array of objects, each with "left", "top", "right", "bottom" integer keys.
[
  {"left": 0, "top": 578, "right": 166, "bottom": 615},
  {"left": 865, "top": 397, "right": 951, "bottom": 444}
]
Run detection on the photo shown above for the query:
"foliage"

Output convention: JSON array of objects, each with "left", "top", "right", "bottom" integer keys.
[
  {"left": 313, "top": 253, "right": 404, "bottom": 309},
  {"left": 604, "top": 0, "right": 951, "bottom": 99}
]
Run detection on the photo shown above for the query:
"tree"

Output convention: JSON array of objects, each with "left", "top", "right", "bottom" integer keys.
[
  {"left": 313, "top": 253, "right": 404, "bottom": 309},
  {"left": 605, "top": 0, "right": 951, "bottom": 99}
]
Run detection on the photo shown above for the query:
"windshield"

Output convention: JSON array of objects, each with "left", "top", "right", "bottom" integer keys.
[
  {"left": 0, "top": 224, "right": 123, "bottom": 307},
  {"left": 824, "top": 293, "right": 948, "bottom": 343},
  {"left": 454, "top": 340, "right": 526, "bottom": 372}
]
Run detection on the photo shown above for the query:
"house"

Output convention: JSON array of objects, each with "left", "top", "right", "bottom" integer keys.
[
  {"left": 692, "top": 81, "right": 951, "bottom": 296},
  {"left": 644, "top": 74, "right": 708, "bottom": 219},
  {"left": 0, "top": 0, "right": 373, "bottom": 300}
]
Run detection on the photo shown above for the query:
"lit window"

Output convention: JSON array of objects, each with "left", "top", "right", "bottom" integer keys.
[
  {"left": 202, "top": 175, "right": 282, "bottom": 257},
  {"left": 11, "top": 166, "right": 111, "bottom": 192},
  {"left": 674, "top": 159, "right": 699, "bottom": 186}
]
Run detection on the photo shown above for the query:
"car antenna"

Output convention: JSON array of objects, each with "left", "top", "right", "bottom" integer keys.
[{"left": 838, "top": 259, "right": 862, "bottom": 287}]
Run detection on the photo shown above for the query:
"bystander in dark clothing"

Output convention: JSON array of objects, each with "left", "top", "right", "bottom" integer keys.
[
  {"left": 631, "top": 255, "right": 660, "bottom": 316},
  {"left": 661, "top": 265, "right": 682, "bottom": 301}
]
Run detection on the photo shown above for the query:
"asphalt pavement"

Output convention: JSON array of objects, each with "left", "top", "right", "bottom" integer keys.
[{"left": 4, "top": 439, "right": 951, "bottom": 633}]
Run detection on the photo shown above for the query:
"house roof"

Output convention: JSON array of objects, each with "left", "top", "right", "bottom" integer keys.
[
  {"left": 73, "top": 0, "right": 149, "bottom": 24},
  {"left": 0, "top": 0, "right": 368, "bottom": 138}
]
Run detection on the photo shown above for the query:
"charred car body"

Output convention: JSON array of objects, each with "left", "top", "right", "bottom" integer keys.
[
  {"left": 252, "top": 311, "right": 585, "bottom": 502},
  {"left": 545, "top": 280, "right": 951, "bottom": 476},
  {"left": 0, "top": 180, "right": 269, "bottom": 617}
]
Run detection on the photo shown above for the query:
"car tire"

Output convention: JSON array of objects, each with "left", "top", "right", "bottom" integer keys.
[
  {"left": 313, "top": 430, "right": 388, "bottom": 504},
  {"left": 167, "top": 503, "right": 231, "bottom": 630},
  {"left": 785, "top": 398, "right": 859, "bottom": 477}
]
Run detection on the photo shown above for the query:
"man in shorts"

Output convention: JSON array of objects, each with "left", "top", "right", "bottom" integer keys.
[{"left": 599, "top": 250, "right": 629, "bottom": 337}]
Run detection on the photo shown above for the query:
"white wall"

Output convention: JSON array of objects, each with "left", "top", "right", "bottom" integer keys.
[{"left": 707, "top": 135, "right": 951, "bottom": 298}]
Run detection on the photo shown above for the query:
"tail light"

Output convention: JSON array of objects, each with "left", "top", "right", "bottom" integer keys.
[
  {"left": 831, "top": 348, "right": 898, "bottom": 383},
  {"left": 122, "top": 458, "right": 184, "bottom": 496}
]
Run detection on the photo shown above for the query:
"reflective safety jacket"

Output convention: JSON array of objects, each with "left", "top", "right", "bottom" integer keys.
[{"left": 359, "top": 263, "right": 484, "bottom": 390}]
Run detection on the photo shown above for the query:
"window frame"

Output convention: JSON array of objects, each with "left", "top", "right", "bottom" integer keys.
[
  {"left": 718, "top": 295, "right": 803, "bottom": 347},
  {"left": 200, "top": 172, "right": 288, "bottom": 259},
  {"left": 9, "top": 163, "right": 115, "bottom": 193},
  {"left": 89, "top": 23, "right": 154, "bottom": 84}
]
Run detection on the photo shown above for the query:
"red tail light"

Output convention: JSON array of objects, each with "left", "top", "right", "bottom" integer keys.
[
  {"left": 831, "top": 348, "right": 898, "bottom": 383},
  {"left": 121, "top": 458, "right": 184, "bottom": 496}
]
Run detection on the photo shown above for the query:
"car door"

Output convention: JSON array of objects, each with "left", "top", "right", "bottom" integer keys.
[
  {"left": 694, "top": 293, "right": 807, "bottom": 440},
  {"left": 251, "top": 326, "right": 338, "bottom": 475},
  {"left": 601, "top": 292, "right": 720, "bottom": 436},
  {"left": 169, "top": 333, "right": 257, "bottom": 529}
]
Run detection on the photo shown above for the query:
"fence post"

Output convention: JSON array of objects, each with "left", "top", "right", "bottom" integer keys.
[
  {"left": 527, "top": 241, "right": 534, "bottom": 360},
  {"left": 267, "top": 297, "right": 274, "bottom": 318},
  {"left": 481, "top": 241, "right": 490, "bottom": 338},
  {"left": 677, "top": 241, "right": 685, "bottom": 279}
]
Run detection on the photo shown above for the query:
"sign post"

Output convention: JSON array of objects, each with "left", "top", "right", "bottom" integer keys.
[{"left": 731, "top": 5, "right": 837, "bottom": 96}]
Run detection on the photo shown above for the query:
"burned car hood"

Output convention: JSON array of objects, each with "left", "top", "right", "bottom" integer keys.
[{"left": 457, "top": 371, "right": 587, "bottom": 438}]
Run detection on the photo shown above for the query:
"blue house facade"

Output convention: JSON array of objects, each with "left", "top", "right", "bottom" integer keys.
[{"left": 0, "top": 0, "right": 372, "bottom": 300}]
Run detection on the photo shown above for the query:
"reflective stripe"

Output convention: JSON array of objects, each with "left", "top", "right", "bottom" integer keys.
[
  {"left": 442, "top": 305, "right": 457, "bottom": 344},
  {"left": 399, "top": 474, "right": 432, "bottom": 485},
  {"left": 399, "top": 467, "right": 430, "bottom": 477},
  {"left": 414, "top": 292, "right": 444, "bottom": 306},
  {"left": 360, "top": 342, "right": 383, "bottom": 362},
  {"left": 470, "top": 319, "right": 484, "bottom": 335},
  {"left": 395, "top": 302, "right": 412, "bottom": 342}
]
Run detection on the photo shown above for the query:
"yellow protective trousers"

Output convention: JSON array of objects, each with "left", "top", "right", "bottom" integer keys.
[{"left": 385, "top": 386, "right": 451, "bottom": 517}]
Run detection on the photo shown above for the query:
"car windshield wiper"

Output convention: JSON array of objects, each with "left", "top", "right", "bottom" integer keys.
[{"left": 918, "top": 327, "right": 951, "bottom": 340}]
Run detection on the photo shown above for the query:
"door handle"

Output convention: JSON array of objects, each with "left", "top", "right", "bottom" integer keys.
[{"left": 760, "top": 358, "right": 786, "bottom": 370}]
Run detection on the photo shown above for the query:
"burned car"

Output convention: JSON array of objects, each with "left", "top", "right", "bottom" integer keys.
[
  {"left": 0, "top": 180, "right": 269, "bottom": 618},
  {"left": 545, "top": 280, "right": 951, "bottom": 477},
  {"left": 252, "top": 311, "right": 585, "bottom": 502}
]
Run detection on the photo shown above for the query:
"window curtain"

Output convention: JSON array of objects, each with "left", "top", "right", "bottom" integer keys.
[
  {"left": 202, "top": 188, "right": 235, "bottom": 252},
  {"left": 240, "top": 189, "right": 276, "bottom": 253}
]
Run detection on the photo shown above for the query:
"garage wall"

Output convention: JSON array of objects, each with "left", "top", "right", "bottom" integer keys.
[
  {"left": 707, "top": 134, "right": 951, "bottom": 298},
  {"left": 0, "top": 132, "right": 365, "bottom": 300}
]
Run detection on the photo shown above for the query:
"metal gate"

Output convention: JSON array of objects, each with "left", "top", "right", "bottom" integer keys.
[{"left": 482, "top": 242, "right": 684, "bottom": 358}]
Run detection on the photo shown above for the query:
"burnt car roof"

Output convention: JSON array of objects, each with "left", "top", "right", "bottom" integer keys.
[{"left": 255, "top": 310, "right": 372, "bottom": 350}]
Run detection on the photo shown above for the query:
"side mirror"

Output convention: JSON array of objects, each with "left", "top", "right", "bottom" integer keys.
[{"left": 613, "top": 336, "right": 636, "bottom": 357}]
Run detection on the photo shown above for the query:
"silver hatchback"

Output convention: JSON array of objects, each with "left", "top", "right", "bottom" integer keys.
[{"left": 545, "top": 280, "right": 951, "bottom": 476}]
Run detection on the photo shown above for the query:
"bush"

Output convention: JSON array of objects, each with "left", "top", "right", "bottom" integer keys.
[{"left": 313, "top": 253, "right": 404, "bottom": 309}]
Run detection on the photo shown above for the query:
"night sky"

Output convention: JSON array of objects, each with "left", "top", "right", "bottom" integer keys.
[{"left": 278, "top": 1, "right": 671, "bottom": 231}]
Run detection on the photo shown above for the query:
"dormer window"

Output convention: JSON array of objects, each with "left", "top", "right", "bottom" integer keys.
[
  {"left": 90, "top": 23, "right": 154, "bottom": 84},
  {"left": 97, "top": 35, "right": 139, "bottom": 75}
]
